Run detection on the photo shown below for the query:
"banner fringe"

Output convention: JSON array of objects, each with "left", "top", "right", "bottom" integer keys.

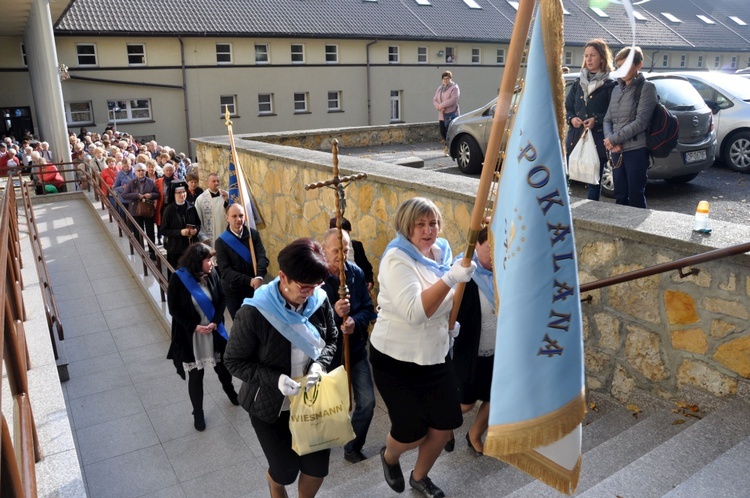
[
  {"left": 484, "top": 389, "right": 585, "bottom": 455},
  {"left": 501, "top": 449, "right": 582, "bottom": 495}
]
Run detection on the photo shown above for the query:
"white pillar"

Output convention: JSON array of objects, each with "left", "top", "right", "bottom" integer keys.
[{"left": 25, "top": 0, "right": 73, "bottom": 181}]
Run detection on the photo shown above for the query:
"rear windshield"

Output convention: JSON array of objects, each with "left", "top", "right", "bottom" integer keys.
[{"left": 651, "top": 78, "right": 707, "bottom": 110}]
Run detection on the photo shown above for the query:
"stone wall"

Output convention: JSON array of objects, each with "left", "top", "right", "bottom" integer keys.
[{"left": 193, "top": 124, "right": 750, "bottom": 404}]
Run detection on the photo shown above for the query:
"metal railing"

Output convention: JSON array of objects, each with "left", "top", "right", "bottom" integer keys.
[{"left": 0, "top": 177, "right": 41, "bottom": 497}]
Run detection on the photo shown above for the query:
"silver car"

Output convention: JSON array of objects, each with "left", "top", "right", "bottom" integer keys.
[
  {"left": 670, "top": 72, "right": 750, "bottom": 173},
  {"left": 447, "top": 74, "right": 716, "bottom": 197}
]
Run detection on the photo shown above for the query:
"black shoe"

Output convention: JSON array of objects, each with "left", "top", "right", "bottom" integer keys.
[
  {"left": 149, "top": 253, "right": 157, "bottom": 261},
  {"left": 379, "top": 446, "right": 404, "bottom": 492},
  {"left": 224, "top": 386, "right": 240, "bottom": 406},
  {"left": 444, "top": 436, "right": 455, "bottom": 452},
  {"left": 466, "top": 433, "right": 482, "bottom": 456},
  {"left": 193, "top": 411, "right": 205, "bottom": 431},
  {"left": 409, "top": 471, "right": 445, "bottom": 498},
  {"left": 344, "top": 449, "right": 367, "bottom": 463}
]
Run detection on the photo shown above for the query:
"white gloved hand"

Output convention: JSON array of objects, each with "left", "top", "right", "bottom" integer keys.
[
  {"left": 278, "top": 374, "right": 301, "bottom": 396},
  {"left": 441, "top": 260, "right": 477, "bottom": 288},
  {"left": 306, "top": 362, "right": 324, "bottom": 392},
  {"left": 449, "top": 321, "right": 461, "bottom": 340}
]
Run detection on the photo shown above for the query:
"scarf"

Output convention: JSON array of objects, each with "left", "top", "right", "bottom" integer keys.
[
  {"left": 385, "top": 233, "right": 452, "bottom": 278},
  {"left": 242, "top": 277, "right": 327, "bottom": 360},
  {"left": 579, "top": 68, "right": 609, "bottom": 101},
  {"left": 218, "top": 228, "right": 251, "bottom": 265},
  {"left": 454, "top": 252, "right": 494, "bottom": 303},
  {"left": 175, "top": 268, "right": 228, "bottom": 340}
]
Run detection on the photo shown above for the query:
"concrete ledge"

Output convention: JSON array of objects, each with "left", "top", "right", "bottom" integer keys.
[{"left": 393, "top": 156, "right": 425, "bottom": 168}]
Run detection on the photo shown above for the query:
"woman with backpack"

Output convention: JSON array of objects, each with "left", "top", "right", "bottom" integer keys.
[
  {"left": 565, "top": 39, "right": 617, "bottom": 201},
  {"left": 603, "top": 46, "right": 657, "bottom": 209}
]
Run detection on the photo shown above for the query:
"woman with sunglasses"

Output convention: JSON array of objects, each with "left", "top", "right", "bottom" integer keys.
[{"left": 225, "top": 238, "right": 338, "bottom": 498}]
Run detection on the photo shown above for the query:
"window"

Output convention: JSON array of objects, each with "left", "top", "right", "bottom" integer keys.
[
  {"left": 697, "top": 55, "right": 704, "bottom": 68},
  {"left": 126, "top": 44, "right": 146, "bottom": 66},
  {"left": 662, "top": 13, "right": 681, "bottom": 23},
  {"left": 662, "top": 54, "right": 669, "bottom": 68},
  {"left": 507, "top": 1, "right": 519, "bottom": 10},
  {"left": 730, "top": 56, "right": 737, "bottom": 69},
  {"left": 497, "top": 48, "right": 505, "bottom": 65},
  {"left": 76, "top": 44, "right": 98, "bottom": 66},
  {"left": 388, "top": 46, "right": 399, "bottom": 64},
  {"left": 564, "top": 51, "right": 573, "bottom": 66},
  {"left": 680, "top": 54, "right": 687, "bottom": 67},
  {"left": 445, "top": 46, "right": 455, "bottom": 64},
  {"left": 714, "top": 56, "right": 722, "bottom": 69},
  {"left": 258, "top": 94, "right": 274, "bottom": 115},
  {"left": 64, "top": 101, "right": 93, "bottom": 125},
  {"left": 220, "top": 95, "right": 237, "bottom": 116},
  {"left": 591, "top": 7, "right": 609, "bottom": 17},
  {"left": 414, "top": 0, "right": 430, "bottom": 4},
  {"left": 216, "top": 43, "right": 232, "bottom": 64},
  {"left": 418, "top": 46, "right": 428, "bottom": 64},
  {"left": 729, "top": 16, "right": 747, "bottom": 26},
  {"left": 463, "top": 0, "right": 481, "bottom": 8},
  {"left": 20, "top": 43, "right": 27, "bottom": 67},
  {"left": 696, "top": 15, "right": 715, "bottom": 25},
  {"left": 107, "top": 99, "right": 152, "bottom": 123},
  {"left": 291, "top": 44, "right": 305, "bottom": 64},
  {"left": 328, "top": 91, "right": 342, "bottom": 111},
  {"left": 390, "top": 90, "right": 401, "bottom": 122},
  {"left": 325, "top": 45, "right": 338, "bottom": 64},
  {"left": 255, "top": 44, "right": 269, "bottom": 64},
  {"left": 633, "top": 10, "right": 647, "bottom": 21},
  {"left": 293, "top": 93, "right": 309, "bottom": 113},
  {"left": 471, "top": 48, "right": 480, "bottom": 64}
]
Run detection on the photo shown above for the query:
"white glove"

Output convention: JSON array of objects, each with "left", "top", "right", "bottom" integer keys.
[
  {"left": 278, "top": 374, "right": 301, "bottom": 396},
  {"left": 449, "top": 322, "right": 461, "bottom": 340},
  {"left": 441, "top": 260, "right": 477, "bottom": 288},
  {"left": 306, "top": 362, "right": 324, "bottom": 393}
]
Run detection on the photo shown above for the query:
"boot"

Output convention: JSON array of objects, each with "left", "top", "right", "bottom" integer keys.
[
  {"left": 193, "top": 410, "right": 205, "bottom": 431},
  {"left": 224, "top": 385, "right": 240, "bottom": 406}
]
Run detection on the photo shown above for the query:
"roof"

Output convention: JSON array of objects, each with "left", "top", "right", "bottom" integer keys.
[{"left": 54, "top": 0, "right": 750, "bottom": 51}]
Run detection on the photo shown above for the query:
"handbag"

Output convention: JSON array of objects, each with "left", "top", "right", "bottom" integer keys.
[
  {"left": 135, "top": 199, "right": 155, "bottom": 218},
  {"left": 567, "top": 128, "right": 601, "bottom": 185},
  {"left": 289, "top": 365, "right": 355, "bottom": 456}
]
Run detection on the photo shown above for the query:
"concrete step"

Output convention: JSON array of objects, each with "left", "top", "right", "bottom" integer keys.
[
  {"left": 663, "top": 435, "right": 750, "bottom": 498},
  {"left": 579, "top": 398, "right": 750, "bottom": 498},
  {"left": 507, "top": 407, "right": 697, "bottom": 497}
]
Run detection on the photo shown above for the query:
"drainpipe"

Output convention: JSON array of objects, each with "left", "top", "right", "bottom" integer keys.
[
  {"left": 649, "top": 50, "right": 659, "bottom": 73},
  {"left": 179, "top": 37, "right": 193, "bottom": 159},
  {"left": 366, "top": 40, "right": 378, "bottom": 126}
]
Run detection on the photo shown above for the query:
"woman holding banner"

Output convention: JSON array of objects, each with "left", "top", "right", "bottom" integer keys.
[
  {"left": 370, "top": 197, "right": 475, "bottom": 498},
  {"left": 166, "top": 243, "right": 239, "bottom": 432},
  {"left": 224, "top": 238, "right": 338, "bottom": 498}
]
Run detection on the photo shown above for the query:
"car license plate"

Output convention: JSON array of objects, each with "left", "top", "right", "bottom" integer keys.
[{"left": 684, "top": 150, "right": 707, "bottom": 164}]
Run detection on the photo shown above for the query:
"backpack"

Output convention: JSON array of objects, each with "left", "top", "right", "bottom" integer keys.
[{"left": 633, "top": 79, "right": 679, "bottom": 158}]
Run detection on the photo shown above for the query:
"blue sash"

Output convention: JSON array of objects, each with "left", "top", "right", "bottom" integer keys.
[
  {"left": 175, "top": 268, "right": 229, "bottom": 340},
  {"left": 385, "top": 233, "right": 452, "bottom": 278},
  {"left": 243, "top": 277, "right": 327, "bottom": 360},
  {"left": 218, "top": 229, "right": 252, "bottom": 266},
  {"left": 455, "top": 252, "right": 494, "bottom": 303}
]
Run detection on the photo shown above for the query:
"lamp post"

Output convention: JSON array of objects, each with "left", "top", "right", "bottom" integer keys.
[{"left": 108, "top": 101, "right": 121, "bottom": 132}]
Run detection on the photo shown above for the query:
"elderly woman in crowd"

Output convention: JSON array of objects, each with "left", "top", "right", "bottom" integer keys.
[
  {"left": 113, "top": 157, "right": 134, "bottom": 219},
  {"left": 122, "top": 163, "right": 160, "bottom": 261},
  {"left": 371, "top": 197, "right": 475, "bottom": 498},
  {"left": 225, "top": 238, "right": 338, "bottom": 498},
  {"left": 167, "top": 242, "right": 239, "bottom": 432}
]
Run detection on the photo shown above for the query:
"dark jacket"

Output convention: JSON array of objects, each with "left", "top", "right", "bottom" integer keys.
[
  {"left": 323, "top": 261, "right": 377, "bottom": 367},
  {"left": 604, "top": 73, "right": 658, "bottom": 152},
  {"left": 161, "top": 202, "right": 201, "bottom": 256},
  {"left": 351, "top": 239, "right": 374, "bottom": 286},
  {"left": 224, "top": 299, "right": 338, "bottom": 423},
  {"left": 121, "top": 176, "right": 161, "bottom": 217},
  {"left": 166, "top": 267, "right": 226, "bottom": 378},
  {"left": 214, "top": 225, "right": 270, "bottom": 297},
  {"left": 453, "top": 279, "right": 483, "bottom": 385},
  {"left": 565, "top": 77, "right": 617, "bottom": 160}
]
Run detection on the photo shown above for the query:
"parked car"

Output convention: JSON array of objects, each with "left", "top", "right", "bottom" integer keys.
[
  {"left": 669, "top": 72, "right": 750, "bottom": 172},
  {"left": 447, "top": 74, "right": 716, "bottom": 197}
]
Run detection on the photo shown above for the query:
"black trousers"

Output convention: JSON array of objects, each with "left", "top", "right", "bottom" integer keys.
[{"left": 133, "top": 215, "right": 156, "bottom": 255}]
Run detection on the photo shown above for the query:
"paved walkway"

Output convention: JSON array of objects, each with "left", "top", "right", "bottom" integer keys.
[{"left": 33, "top": 193, "right": 504, "bottom": 498}]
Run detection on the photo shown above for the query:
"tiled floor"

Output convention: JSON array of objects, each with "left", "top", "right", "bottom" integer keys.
[{"left": 33, "top": 193, "right": 503, "bottom": 498}]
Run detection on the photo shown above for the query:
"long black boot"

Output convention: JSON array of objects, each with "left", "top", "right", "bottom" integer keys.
[
  {"left": 216, "top": 363, "right": 239, "bottom": 406},
  {"left": 188, "top": 369, "right": 206, "bottom": 431}
]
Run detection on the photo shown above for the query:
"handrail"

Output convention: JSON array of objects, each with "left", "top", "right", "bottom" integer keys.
[
  {"left": 0, "top": 174, "right": 41, "bottom": 497},
  {"left": 580, "top": 241, "right": 750, "bottom": 294}
]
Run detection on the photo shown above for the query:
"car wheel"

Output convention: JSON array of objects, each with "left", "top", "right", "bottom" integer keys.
[
  {"left": 455, "top": 135, "right": 483, "bottom": 175},
  {"left": 665, "top": 172, "right": 700, "bottom": 184},
  {"left": 600, "top": 159, "right": 615, "bottom": 198},
  {"left": 724, "top": 131, "right": 750, "bottom": 173}
]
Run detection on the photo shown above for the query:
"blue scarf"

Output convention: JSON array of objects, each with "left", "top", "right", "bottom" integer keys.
[
  {"left": 242, "top": 277, "right": 327, "bottom": 360},
  {"left": 385, "top": 233, "right": 452, "bottom": 277},
  {"left": 175, "top": 268, "right": 228, "bottom": 340},
  {"left": 218, "top": 229, "right": 251, "bottom": 265},
  {"left": 455, "top": 252, "right": 494, "bottom": 303}
]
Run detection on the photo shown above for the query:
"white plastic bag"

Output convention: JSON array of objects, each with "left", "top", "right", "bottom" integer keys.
[{"left": 567, "top": 128, "right": 600, "bottom": 185}]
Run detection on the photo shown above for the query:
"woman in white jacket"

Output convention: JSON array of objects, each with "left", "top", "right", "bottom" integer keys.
[{"left": 372, "top": 197, "right": 475, "bottom": 498}]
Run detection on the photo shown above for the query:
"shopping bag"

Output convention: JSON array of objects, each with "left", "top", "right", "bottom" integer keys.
[
  {"left": 289, "top": 365, "right": 355, "bottom": 456},
  {"left": 567, "top": 128, "right": 600, "bottom": 185}
]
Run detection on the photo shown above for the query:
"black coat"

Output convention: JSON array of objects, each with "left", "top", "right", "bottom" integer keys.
[
  {"left": 351, "top": 239, "right": 374, "bottom": 285},
  {"left": 161, "top": 202, "right": 201, "bottom": 256},
  {"left": 121, "top": 177, "right": 161, "bottom": 217},
  {"left": 565, "top": 78, "right": 616, "bottom": 160},
  {"left": 166, "top": 267, "right": 226, "bottom": 378},
  {"left": 214, "top": 225, "right": 270, "bottom": 297},
  {"left": 224, "top": 298, "right": 338, "bottom": 423},
  {"left": 453, "top": 279, "right": 483, "bottom": 386}
]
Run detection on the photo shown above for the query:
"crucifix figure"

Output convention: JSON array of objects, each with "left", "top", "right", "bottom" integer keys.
[{"left": 305, "top": 139, "right": 367, "bottom": 401}]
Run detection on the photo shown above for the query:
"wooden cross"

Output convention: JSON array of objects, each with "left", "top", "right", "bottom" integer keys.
[{"left": 305, "top": 139, "right": 367, "bottom": 405}]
